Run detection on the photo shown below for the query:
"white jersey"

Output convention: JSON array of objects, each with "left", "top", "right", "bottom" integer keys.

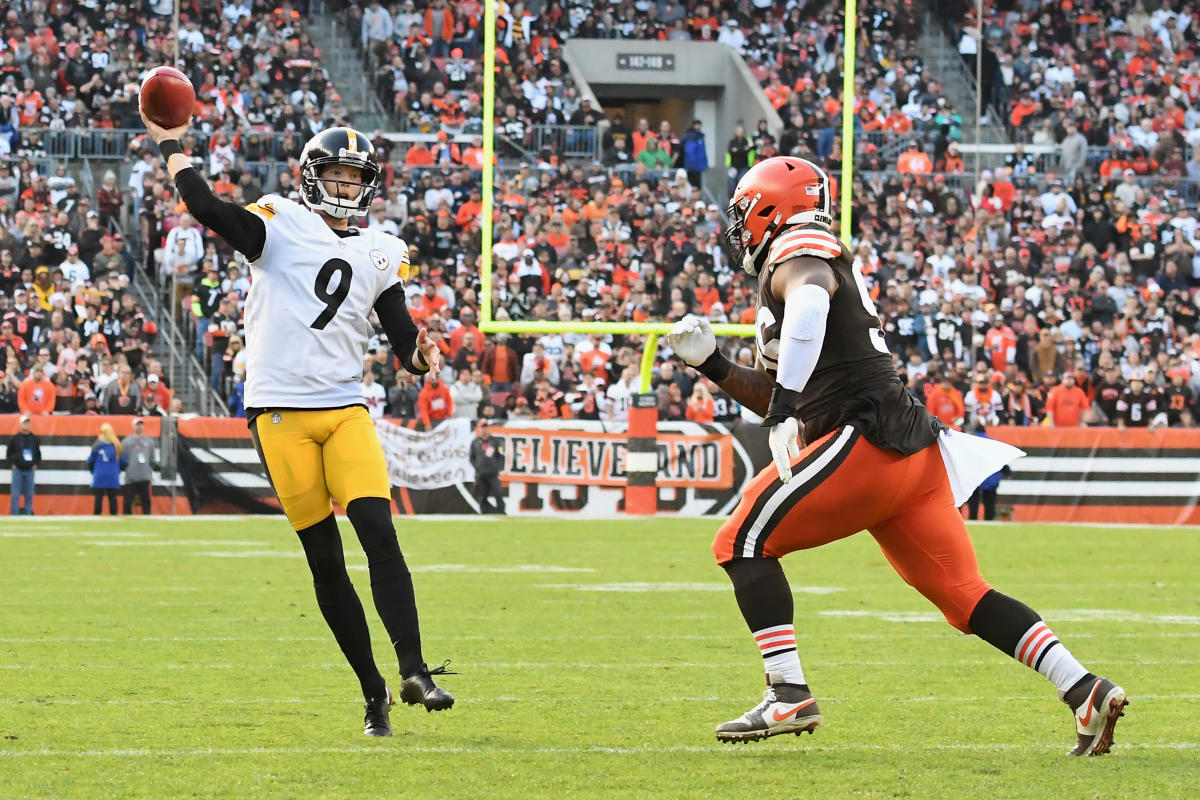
[
  {"left": 243, "top": 194, "right": 411, "bottom": 408},
  {"left": 605, "top": 380, "right": 634, "bottom": 422}
]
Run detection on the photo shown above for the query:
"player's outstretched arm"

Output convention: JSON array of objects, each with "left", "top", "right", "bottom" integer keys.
[
  {"left": 375, "top": 285, "right": 437, "bottom": 375},
  {"left": 713, "top": 364, "right": 773, "bottom": 417},
  {"left": 667, "top": 315, "right": 772, "bottom": 416},
  {"left": 140, "top": 103, "right": 266, "bottom": 259}
]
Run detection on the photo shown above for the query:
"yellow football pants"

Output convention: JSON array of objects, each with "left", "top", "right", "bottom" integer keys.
[{"left": 251, "top": 406, "right": 391, "bottom": 531}]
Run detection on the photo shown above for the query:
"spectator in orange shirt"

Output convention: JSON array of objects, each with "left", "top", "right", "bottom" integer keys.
[
  {"left": 896, "top": 141, "right": 933, "bottom": 175},
  {"left": 686, "top": 382, "right": 716, "bottom": 422},
  {"left": 579, "top": 334, "right": 612, "bottom": 378},
  {"left": 926, "top": 374, "right": 965, "bottom": 429},
  {"left": 694, "top": 273, "right": 721, "bottom": 314},
  {"left": 984, "top": 315, "right": 1017, "bottom": 371},
  {"left": 405, "top": 140, "right": 435, "bottom": 166},
  {"left": 461, "top": 134, "right": 495, "bottom": 170},
  {"left": 417, "top": 374, "right": 454, "bottom": 428},
  {"left": 448, "top": 307, "right": 485, "bottom": 357},
  {"left": 18, "top": 365, "right": 55, "bottom": 415},
  {"left": 1010, "top": 94, "right": 1039, "bottom": 128},
  {"left": 763, "top": 75, "right": 791, "bottom": 109},
  {"left": 455, "top": 186, "right": 484, "bottom": 229},
  {"left": 582, "top": 188, "right": 609, "bottom": 223},
  {"left": 410, "top": 282, "right": 448, "bottom": 323},
  {"left": 935, "top": 141, "right": 964, "bottom": 173},
  {"left": 482, "top": 332, "right": 520, "bottom": 392},
  {"left": 1044, "top": 371, "right": 1088, "bottom": 427},
  {"left": 883, "top": 108, "right": 912, "bottom": 134}
]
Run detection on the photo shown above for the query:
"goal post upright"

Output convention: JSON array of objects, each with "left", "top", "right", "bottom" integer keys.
[{"left": 474, "top": 0, "right": 858, "bottom": 512}]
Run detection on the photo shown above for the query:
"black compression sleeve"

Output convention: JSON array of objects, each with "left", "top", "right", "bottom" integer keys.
[
  {"left": 173, "top": 167, "right": 267, "bottom": 259},
  {"left": 374, "top": 284, "right": 427, "bottom": 374}
]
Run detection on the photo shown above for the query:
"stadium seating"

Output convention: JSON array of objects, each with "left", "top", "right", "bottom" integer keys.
[{"left": 2, "top": 0, "right": 1198, "bottom": 431}]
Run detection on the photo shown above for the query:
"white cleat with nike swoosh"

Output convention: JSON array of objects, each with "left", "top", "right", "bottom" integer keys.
[
  {"left": 715, "top": 674, "right": 822, "bottom": 743},
  {"left": 1066, "top": 677, "right": 1128, "bottom": 756}
]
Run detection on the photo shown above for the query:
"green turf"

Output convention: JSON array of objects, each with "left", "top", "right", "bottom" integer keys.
[{"left": 1, "top": 517, "right": 1197, "bottom": 799}]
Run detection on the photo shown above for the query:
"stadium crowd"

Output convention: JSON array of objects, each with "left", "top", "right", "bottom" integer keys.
[{"left": 1, "top": 0, "right": 1199, "bottom": 432}]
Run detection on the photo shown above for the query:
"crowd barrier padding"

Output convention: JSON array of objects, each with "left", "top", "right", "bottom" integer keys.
[{"left": 3, "top": 416, "right": 1197, "bottom": 524}]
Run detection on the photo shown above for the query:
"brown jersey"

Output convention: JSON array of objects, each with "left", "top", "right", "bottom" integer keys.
[{"left": 755, "top": 224, "right": 942, "bottom": 455}]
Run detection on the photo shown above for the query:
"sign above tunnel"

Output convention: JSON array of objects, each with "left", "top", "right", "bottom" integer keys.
[{"left": 616, "top": 53, "right": 676, "bottom": 71}]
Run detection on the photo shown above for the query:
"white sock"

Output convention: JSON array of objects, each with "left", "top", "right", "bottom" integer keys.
[
  {"left": 1014, "top": 622, "right": 1089, "bottom": 694},
  {"left": 754, "top": 624, "right": 806, "bottom": 685}
]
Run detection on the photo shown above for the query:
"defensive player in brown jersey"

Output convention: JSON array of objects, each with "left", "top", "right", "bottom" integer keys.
[{"left": 667, "top": 157, "right": 1127, "bottom": 755}]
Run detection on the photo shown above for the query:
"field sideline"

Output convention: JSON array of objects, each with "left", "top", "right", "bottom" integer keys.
[{"left": 2, "top": 517, "right": 1198, "bottom": 799}]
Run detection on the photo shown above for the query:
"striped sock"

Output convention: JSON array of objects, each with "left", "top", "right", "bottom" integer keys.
[
  {"left": 754, "top": 624, "right": 805, "bottom": 685},
  {"left": 1014, "top": 622, "right": 1089, "bottom": 693}
]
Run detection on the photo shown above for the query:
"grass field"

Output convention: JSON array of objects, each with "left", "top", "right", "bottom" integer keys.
[{"left": 1, "top": 516, "right": 1198, "bottom": 799}]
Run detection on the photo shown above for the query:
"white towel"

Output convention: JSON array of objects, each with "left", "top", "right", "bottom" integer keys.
[{"left": 937, "top": 429, "right": 1026, "bottom": 507}]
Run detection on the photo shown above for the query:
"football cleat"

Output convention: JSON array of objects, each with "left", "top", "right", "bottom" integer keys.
[
  {"left": 715, "top": 674, "right": 822, "bottom": 743},
  {"left": 1065, "top": 676, "right": 1128, "bottom": 756},
  {"left": 399, "top": 660, "right": 456, "bottom": 712},
  {"left": 363, "top": 687, "right": 395, "bottom": 737}
]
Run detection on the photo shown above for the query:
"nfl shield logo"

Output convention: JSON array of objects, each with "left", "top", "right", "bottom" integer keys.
[{"left": 271, "top": 413, "right": 282, "bottom": 424}]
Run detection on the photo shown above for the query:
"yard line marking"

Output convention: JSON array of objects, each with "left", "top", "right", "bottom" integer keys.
[
  {"left": 538, "top": 583, "right": 843, "bottom": 594},
  {"left": 83, "top": 540, "right": 269, "bottom": 547},
  {"left": 196, "top": 553, "right": 598, "bottom": 574},
  {"left": 820, "top": 609, "right": 1200, "bottom": 625},
  {"left": 3, "top": 658, "right": 1186, "bottom": 670},
  {"left": 13, "top": 515, "right": 1200, "bottom": 529},
  {"left": 0, "top": 696, "right": 729, "bottom": 707},
  {"left": 0, "top": 693, "right": 1190, "bottom": 708},
  {"left": 0, "top": 743, "right": 1195, "bottom": 758},
  {"left": 0, "top": 636, "right": 329, "bottom": 643},
  {"left": 0, "top": 531, "right": 158, "bottom": 538}
]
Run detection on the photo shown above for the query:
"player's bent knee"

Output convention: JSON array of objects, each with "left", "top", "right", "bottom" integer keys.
[
  {"left": 345, "top": 497, "right": 405, "bottom": 567},
  {"left": 296, "top": 514, "right": 348, "bottom": 584},
  {"left": 930, "top": 581, "right": 992, "bottom": 634}
]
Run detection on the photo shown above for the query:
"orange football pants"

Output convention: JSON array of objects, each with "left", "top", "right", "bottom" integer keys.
[{"left": 713, "top": 425, "right": 991, "bottom": 632}]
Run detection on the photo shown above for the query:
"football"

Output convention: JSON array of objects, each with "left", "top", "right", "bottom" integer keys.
[{"left": 139, "top": 66, "right": 196, "bottom": 129}]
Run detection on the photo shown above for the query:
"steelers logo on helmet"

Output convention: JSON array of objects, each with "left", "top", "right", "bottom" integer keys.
[
  {"left": 299, "top": 127, "right": 382, "bottom": 219},
  {"left": 724, "top": 156, "right": 834, "bottom": 276}
]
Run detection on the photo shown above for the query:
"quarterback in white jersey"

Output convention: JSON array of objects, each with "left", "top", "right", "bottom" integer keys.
[
  {"left": 240, "top": 190, "right": 412, "bottom": 408},
  {"left": 143, "top": 109, "right": 455, "bottom": 736}
]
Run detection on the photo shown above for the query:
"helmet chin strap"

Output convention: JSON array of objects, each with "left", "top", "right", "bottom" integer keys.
[
  {"left": 310, "top": 181, "right": 367, "bottom": 218},
  {"left": 742, "top": 210, "right": 782, "bottom": 277}
]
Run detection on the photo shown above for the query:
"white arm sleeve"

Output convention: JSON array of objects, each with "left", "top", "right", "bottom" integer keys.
[{"left": 775, "top": 283, "right": 831, "bottom": 394}]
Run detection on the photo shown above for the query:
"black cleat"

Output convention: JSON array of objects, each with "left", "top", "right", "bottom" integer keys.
[
  {"left": 363, "top": 687, "right": 395, "bottom": 737},
  {"left": 399, "top": 660, "right": 456, "bottom": 712}
]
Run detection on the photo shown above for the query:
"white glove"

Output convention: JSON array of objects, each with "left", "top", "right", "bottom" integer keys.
[
  {"left": 666, "top": 314, "right": 716, "bottom": 367},
  {"left": 768, "top": 417, "right": 802, "bottom": 483}
]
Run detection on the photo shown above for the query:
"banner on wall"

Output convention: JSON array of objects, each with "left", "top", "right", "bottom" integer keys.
[
  {"left": 375, "top": 418, "right": 474, "bottom": 489},
  {"left": 497, "top": 427, "right": 734, "bottom": 488},
  {"left": 7, "top": 414, "right": 1200, "bottom": 524}
]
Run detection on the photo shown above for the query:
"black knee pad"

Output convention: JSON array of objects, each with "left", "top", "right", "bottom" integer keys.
[{"left": 346, "top": 497, "right": 406, "bottom": 570}]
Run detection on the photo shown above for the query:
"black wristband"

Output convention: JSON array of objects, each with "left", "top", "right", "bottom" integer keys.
[
  {"left": 158, "top": 139, "right": 183, "bottom": 160},
  {"left": 762, "top": 384, "right": 803, "bottom": 427},
  {"left": 694, "top": 347, "right": 733, "bottom": 383},
  {"left": 404, "top": 350, "right": 430, "bottom": 374}
]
